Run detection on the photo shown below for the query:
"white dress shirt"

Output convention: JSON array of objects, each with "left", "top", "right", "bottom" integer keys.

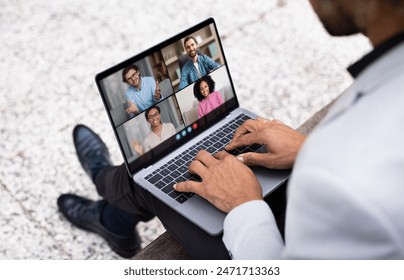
[{"left": 223, "top": 38, "right": 404, "bottom": 259}]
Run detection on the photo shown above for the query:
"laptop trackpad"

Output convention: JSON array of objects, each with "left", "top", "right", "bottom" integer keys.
[{"left": 251, "top": 166, "right": 290, "bottom": 196}]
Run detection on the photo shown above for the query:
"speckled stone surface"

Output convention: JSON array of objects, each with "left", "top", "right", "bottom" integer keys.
[{"left": 0, "top": 0, "right": 371, "bottom": 259}]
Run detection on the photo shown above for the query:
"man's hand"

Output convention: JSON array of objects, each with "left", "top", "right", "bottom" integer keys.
[
  {"left": 154, "top": 80, "right": 161, "bottom": 100},
  {"left": 126, "top": 100, "right": 139, "bottom": 114},
  {"left": 174, "top": 150, "right": 263, "bottom": 213},
  {"left": 226, "top": 118, "right": 306, "bottom": 169}
]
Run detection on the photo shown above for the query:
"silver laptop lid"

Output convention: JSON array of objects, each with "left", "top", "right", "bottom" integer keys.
[{"left": 95, "top": 18, "right": 239, "bottom": 176}]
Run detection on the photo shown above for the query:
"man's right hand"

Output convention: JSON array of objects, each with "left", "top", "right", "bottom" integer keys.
[
  {"left": 126, "top": 100, "right": 139, "bottom": 114},
  {"left": 174, "top": 150, "right": 263, "bottom": 213},
  {"left": 226, "top": 118, "right": 306, "bottom": 169}
]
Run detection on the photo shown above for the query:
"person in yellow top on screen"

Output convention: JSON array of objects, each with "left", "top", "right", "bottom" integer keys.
[{"left": 131, "top": 105, "right": 176, "bottom": 156}]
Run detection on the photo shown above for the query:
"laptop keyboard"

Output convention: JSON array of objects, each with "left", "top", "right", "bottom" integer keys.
[{"left": 144, "top": 114, "right": 263, "bottom": 204}]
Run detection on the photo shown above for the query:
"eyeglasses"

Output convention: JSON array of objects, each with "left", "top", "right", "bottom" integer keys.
[
  {"left": 126, "top": 71, "right": 140, "bottom": 83},
  {"left": 147, "top": 112, "right": 160, "bottom": 120}
]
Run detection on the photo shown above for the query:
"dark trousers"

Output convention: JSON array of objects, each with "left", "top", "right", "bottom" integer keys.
[{"left": 94, "top": 164, "right": 287, "bottom": 259}]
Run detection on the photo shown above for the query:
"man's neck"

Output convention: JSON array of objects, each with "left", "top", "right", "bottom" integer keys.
[
  {"left": 365, "top": 3, "right": 404, "bottom": 47},
  {"left": 191, "top": 54, "right": 198, "bottom": 63},
  {"left": 152, "top": 123, "right": 163, "bottom": 134},
  {"left": 368, "top": 21, "right": 404, "bottom": 47}
]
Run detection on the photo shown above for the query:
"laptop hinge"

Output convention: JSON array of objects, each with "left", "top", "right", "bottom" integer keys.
[{"left": 144, "top": 165, "right": 154, "bottom": 171}]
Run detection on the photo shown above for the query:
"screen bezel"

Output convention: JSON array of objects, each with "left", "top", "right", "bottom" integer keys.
[{"left": 95, "top": 18, "right": 239, "bottom": 175}]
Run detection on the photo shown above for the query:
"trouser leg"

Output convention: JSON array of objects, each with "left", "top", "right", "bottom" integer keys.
[
  {"left": 264, "top": 180, "right": 287, "bottom": 240},
  {"left": 100, "top": 203, "right": 139, "bottom": 236},
  {"left": 94, "top": 164, "right": 230, "bottom": 259}
]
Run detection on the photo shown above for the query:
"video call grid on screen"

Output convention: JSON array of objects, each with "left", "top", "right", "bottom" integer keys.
[{"left": 96, "top": 18, "right": 239, "bottom": 173}]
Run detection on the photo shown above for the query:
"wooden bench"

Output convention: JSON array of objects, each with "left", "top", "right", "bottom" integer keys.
[{"left": 133, "top": 100, "right": 335, "bottom": 260}]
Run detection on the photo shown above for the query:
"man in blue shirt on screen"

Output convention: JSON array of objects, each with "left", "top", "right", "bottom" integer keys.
[
  {"left": 122, "top": 64, "right": 162, "bottom": 114},
  {"left": 178, "top": 36, "right": 220, "bottom": 90}
]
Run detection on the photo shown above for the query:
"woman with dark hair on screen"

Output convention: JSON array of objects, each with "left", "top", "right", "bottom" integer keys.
[
  {"left": 193, "top": 75, "right": 224, "bottom": 118},
  {"left": 131, "top": 105, "right": 176, "bottom": 156}
]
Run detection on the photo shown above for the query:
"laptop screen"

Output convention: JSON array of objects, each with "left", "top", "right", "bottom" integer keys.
[{"left": 95, "top": 18, "right": 238, "bottom": 174}]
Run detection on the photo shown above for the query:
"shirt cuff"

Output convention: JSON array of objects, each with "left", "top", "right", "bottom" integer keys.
[{"left": 223, "top": 200, "right": 284, "bottom": 259}]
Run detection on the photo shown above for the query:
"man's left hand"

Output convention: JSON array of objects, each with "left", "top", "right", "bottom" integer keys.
[{"left": 174, "top": 150, "right": 263, "bottom": 213}]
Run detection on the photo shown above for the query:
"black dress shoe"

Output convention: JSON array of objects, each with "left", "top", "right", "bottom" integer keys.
[
  {"left": 73, "top": 124, "right": 112, "bottom": 183},
  {"left": 57, "top": 194, "right": 141, "bottom": 258}
]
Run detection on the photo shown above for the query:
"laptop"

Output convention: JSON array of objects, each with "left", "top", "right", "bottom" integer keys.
[{"left": 95, "top": 18, "right": 290, "bottom": 236}]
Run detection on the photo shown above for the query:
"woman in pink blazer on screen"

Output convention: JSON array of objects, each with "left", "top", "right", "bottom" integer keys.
[{"left": 193, "top": 75, "right": 224, "bottom": 118}]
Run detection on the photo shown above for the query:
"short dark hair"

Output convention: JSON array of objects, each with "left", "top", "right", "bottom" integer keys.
[
  {"left": 193, "top": 75, "right": 215, "bottom": 101},
  {"left": 183, "top": 36, "right": 197, "bottom": 48},
  {"left": 122, "top": 64, "right": 140, "bottom": 83},
  {"left": 145, "top": 105, "right": 161, "bottom": 121}
]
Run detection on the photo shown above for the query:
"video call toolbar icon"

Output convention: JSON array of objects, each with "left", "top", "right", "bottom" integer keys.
[{"left": 175, "top": 122, "right": 199, "bottom": 142}]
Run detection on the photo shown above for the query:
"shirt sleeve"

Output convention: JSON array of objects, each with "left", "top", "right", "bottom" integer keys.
[
  {"left": 125, "top": 89, "right": 134, "bottom": 104},
  {"left": 166, "top": 123, "right": 176, "bottom": 138},
  {"left": 203, "top": 55, "right": 220, "bottom": 71},
  {"left": 197, "top": 103, "right": 204, "bottom": 118},
  {"left": 223, "top": 200, "right": 284, "bottom": 259},
  {"left": 215, "top": 90, "right": 224, "bottom": 105},
  {"left": 178, "top": 66, "right": 189, "bottom": 90},
  {"left": 283, "top": 167, "right": 404, "bottom": 259}
]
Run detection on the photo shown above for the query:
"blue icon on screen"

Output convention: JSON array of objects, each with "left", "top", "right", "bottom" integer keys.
[
  {"left": 181, "top": 130, "right": 187, "bottom": 137},
  {"left": 187, "top": 126, "right": 192, "bottom": 133},
  {"left": 175, "top": 133, "right": 181, "bottom": 140}
]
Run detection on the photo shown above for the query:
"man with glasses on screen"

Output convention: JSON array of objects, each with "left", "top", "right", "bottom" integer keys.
[{"left": 122, "top": 64, "right": 162, "bottom": 115}]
